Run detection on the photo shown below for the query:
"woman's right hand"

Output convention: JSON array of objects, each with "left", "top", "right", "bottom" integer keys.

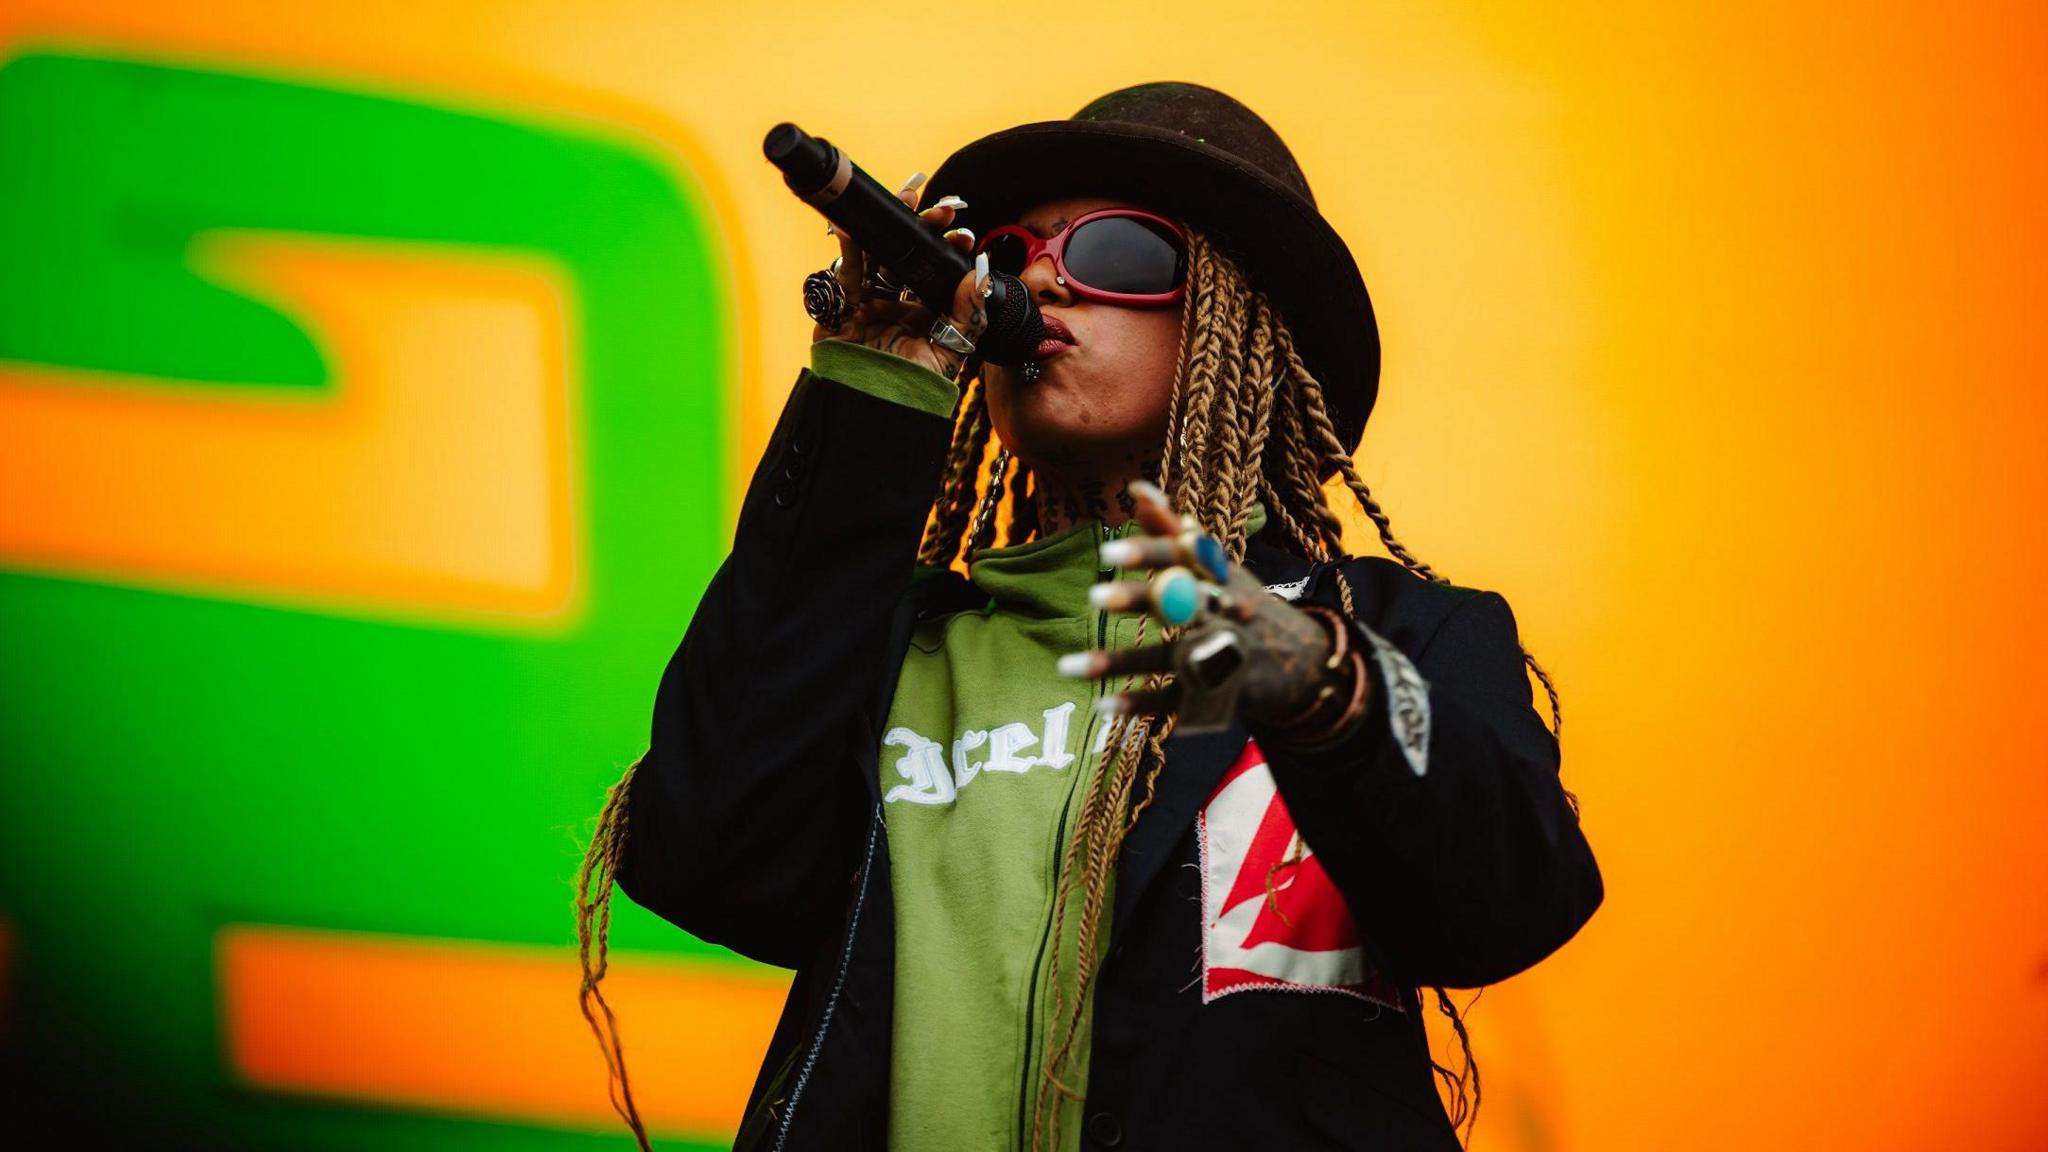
[{"left": 813, "top": 171, "right": 991, "bottom": 381}]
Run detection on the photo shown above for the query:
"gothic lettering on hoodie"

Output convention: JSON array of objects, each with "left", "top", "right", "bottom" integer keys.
[{"left": 882, "top": 702, "right": 1101, "bottom": 806}]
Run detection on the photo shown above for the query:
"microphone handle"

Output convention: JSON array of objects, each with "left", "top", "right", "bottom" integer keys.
[{"left": 765, "top": 123, "right": 1043, "bottom": 366}]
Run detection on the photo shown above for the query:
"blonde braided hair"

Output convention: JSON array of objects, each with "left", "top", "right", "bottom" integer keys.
[{"left": 575, "top": 227, "right": 1574, "bottom": 1152}]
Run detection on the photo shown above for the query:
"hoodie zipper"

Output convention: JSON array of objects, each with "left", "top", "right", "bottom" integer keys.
[{"left": 1015, "top": 521, "right": 1115, "bottom": 1148}]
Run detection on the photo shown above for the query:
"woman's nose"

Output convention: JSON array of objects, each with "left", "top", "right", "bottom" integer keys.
[{"left": 1020, "top": 253, "right": 1073, "bottom": 305}]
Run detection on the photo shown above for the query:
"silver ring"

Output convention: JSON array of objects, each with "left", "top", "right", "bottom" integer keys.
[
  {"left": 863, "top": 264, "right": 903, "bottom": 295},
  {"left": 1185, "top": 626, "right": 1247, "bottom": 689},
  {"left": 804, "top": 267, "right": 849, "bottom": 330},
  {"left": 929, "top": 317, "right": 977, "bottom": 355}
]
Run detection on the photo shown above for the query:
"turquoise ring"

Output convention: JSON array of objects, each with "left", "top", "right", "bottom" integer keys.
[{"left": 1151, "top": 567, "right": 1204, "bottom": 628}]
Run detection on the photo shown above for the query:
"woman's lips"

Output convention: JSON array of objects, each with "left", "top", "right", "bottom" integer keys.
[{"left": 1033, "top": 315, "right": 1077, "bottom": 362}]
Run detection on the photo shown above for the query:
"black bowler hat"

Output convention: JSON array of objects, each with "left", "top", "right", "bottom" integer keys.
[{"left": 925, "top": 81, "right": 1380, "bottom": 455}]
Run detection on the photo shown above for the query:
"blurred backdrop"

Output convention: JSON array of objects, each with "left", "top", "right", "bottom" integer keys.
[{"left": 1, "top": 2, "right": 2043, "bottom": 1149}]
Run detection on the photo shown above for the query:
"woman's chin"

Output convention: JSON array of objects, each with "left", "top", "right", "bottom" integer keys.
[
  {"left": 1006, "top": 419, "right": 1158, "bottom": 471},
  {"left": 990, "top": 362, "right": 1167, "bottom": 466}
]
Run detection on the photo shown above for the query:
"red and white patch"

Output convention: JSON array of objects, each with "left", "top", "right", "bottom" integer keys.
[{"left": 1197, "top": 740, "right": 1404, "bottom": 1011}]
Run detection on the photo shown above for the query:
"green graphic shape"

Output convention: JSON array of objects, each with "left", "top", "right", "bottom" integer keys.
[{"left": 0, "top": 48, "right": 741, "bottom": 1150}]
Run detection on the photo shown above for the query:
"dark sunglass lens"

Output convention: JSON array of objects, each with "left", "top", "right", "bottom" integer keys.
[
  {"left": 982, "top": 232, "right": 1031, "bottom": 277},
  {"left": 1063, "top": 216, "right": 1185, "bottom": 295}
]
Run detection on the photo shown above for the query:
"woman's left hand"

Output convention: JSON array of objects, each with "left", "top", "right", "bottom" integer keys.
[{"left": 1061, "top": 480, "right": 1354, "bottom": 729}]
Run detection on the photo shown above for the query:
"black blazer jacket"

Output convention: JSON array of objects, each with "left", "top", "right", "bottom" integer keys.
[{"left": 614, "top": 364, "right": 1604, "bottom": 1152}]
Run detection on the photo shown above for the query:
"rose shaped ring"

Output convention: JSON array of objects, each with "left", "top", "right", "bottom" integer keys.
[{"left": 803, "top": 264, "right": 849, "bottom": 330}]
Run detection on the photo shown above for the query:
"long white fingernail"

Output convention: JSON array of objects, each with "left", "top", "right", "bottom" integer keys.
[
  {"left": 944, "top": 226, "right": 977, "bottom": 246},
  {"left": 898, "top": 171, "right": 928, "bottom": 195},
  {"left": 1056, "top": 652, "right": 1095, "bottom": 678},
  {"left": 1093, "top": 695, "right": 1128, "bottom": 718},
  {"left": 1099, "top": 540, "right": 1143, "bottom": 567},
  {"left": 973, "top": 250, "right": 990, "bottom": 293},
  {"left": 1087, "top": 582, "right": 1120, "bottom": 610},
  {"left": 1128, "top": 478, "right": 1168, "bottom": 505},
  {"left": 929, "top": 194, "right": 968, "bottom": 211}
]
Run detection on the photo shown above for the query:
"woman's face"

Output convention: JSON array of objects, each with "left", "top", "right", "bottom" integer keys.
[{"left": 982, "top": 195, "right": 1184, "bottom": 475}]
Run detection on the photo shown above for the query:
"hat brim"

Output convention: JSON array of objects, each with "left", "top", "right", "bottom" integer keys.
[{"left": 926, "top": 120, "right": 1378, "bottom": 455}]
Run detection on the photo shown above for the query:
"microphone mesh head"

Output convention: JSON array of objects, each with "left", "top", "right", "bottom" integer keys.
[{"left": 977, "top": 273, "right": 1045, "bottom": 366}]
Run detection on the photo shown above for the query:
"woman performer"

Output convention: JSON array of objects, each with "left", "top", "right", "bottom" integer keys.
[{"left": 576, "top": 81, "right": 1603, "bottom": 1152}]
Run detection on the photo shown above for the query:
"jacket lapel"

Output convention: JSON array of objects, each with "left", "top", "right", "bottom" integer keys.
[
  {"left": 1110, "top": 535, "right": 1312, "bottom": 936},
  {"left": 1112, "top": 721, "right": 1250, "bottom": 933},
  {"left": 861, "top": 575, "right": 965, "bottom": 804}
]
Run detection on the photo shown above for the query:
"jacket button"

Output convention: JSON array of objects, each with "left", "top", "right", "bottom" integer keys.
[
  {"left": 1085, "top": 1111, "right": 1122, "bottom": 1147},
  {"left": 773, "top": 484, "right": 798, "bottom": 509}
]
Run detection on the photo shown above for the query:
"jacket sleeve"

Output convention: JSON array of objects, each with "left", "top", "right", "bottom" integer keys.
[
  {"left": 1255, "top": 583, "right": 1604, "bottom": 989},
  {"left": 613, "top": 343, "right": 958, "bottom": 968}
]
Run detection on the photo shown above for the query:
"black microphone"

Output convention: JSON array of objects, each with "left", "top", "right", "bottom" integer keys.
[{"left": 764, "top": 122, "right": 1044, "bottom": 367}]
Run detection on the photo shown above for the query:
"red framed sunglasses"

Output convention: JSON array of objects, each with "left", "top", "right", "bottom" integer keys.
[{"left": 972, "top": 207, "right": 1189, "bottom": 307}]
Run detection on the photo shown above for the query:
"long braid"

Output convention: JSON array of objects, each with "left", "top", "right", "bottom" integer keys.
[
  {"left": 1261, "top": 372, "right": 1338, "bottom": 568},
  {"left": 1433, "top": 987, "right": 1485, "bottom": 1145},
  {"left": 1034, "top": 232, "right": 1265, "bottom": 1149},
  {"left": 1257, "top": 475, "right": 1319, "bottom": 561},
  {"left": 1228, "top": 296, "right": 1280, "bottom": 554},
  {"left": 1031, "top": 697, "right": 1152, "bottom": 1147},
  {"left": 573, "top": 756, "right": 655, "bottom": 1152},
  {"left": 1194, "top": 234, "right": 1253, "bottom": 537},
  {"left": 1271, "top": 367, "right": 1348, "bottom": 556},
  {"left": 1169, "top": 231, "right": 1227, "bottom": 519},
  {"left": 968, "top": 447, "right": 1013, "bottom": 556},
  {"left": 1032, "top": 662, "right": 1180, "bottom": 1152},
  {"left": 1275, "top": 321, "right": 1567, "bottom": 744},
  {"left": 919, "top": 372, "right": 993, "bottom": 568},
  {"left": 918, "top": 373, "right": 982, "bottom": 562},
  {"left": 1031, "top": 242, "right": 1238, "bottom": 1146},
  {"left": 1156, "top": 253, "right": 1202, "bottom": 499},
  {"left": 1276, "top": 323, "right": 1444, "bottom": 583}
]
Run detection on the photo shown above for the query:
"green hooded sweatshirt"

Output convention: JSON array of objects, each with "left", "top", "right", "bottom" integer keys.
[
  {"left": 807, "top": 340, "right": 1155, "bottom": 1152},
  {"left": 881, "top": 511, "right": 1156, "bottom": 1152}
]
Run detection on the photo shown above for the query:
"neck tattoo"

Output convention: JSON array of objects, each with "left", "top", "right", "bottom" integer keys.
[{"left": 1029, "top": 454, "right": 1163, "bottom": 537}]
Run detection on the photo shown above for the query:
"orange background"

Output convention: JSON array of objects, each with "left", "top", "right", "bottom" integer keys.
[{"left": 6, "top": 2, "right": 2046, "bottom": 1149}]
